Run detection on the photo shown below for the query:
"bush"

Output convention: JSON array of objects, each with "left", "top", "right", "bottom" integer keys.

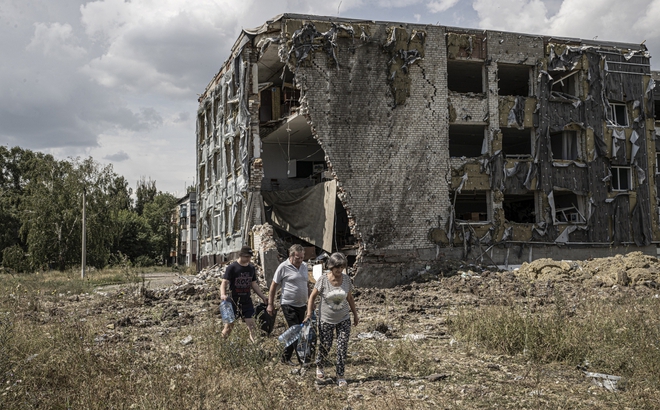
[
  {"left": 2, "top": 245, "right": 30, "bottom": 273},
  {"left": 134, "top": 255, "right": 155, "bottom": 267}
]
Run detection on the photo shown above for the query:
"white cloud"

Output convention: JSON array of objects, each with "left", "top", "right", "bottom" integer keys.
[
  {"left": 80, "top": 0, "right": 255, "bottom": 98},
  {"left": 471, "top": 0, "right": 660, "bottom": 66},
  {"left": 427, "top": 0, "right": 460, "bottom": 13},
  {"left": 27, "top": 22, "right": 86, "bottom": 59},
  {"left": 104, "top": 150, "right": 130, "bottom": 162},
  {"left": 472, "top": 0, "right": 549, "bottom": 33}
]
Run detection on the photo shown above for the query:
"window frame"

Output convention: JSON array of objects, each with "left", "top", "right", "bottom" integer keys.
[
  {"left": 551, "top": 130, "right": 579, "bottom": 161},
  {"left": 611, "top": 166, "right": 632, "bottom": 191},
  {"left": 607, "top": 102, "right": 629, "bottom": 127},
  {"left": 552, "top": 191, "right": 587, "bottom": 225}
]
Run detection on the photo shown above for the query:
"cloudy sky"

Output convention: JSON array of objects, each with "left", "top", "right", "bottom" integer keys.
[{"left": 1, "top": 0, "right": 659, "bottom": 196}]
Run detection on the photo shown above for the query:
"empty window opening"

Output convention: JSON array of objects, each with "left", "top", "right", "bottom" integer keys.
[
  {"left": 503, "top": 194, "right": 535, "bottom": 223},
  {"left": 550, "top": 70, "right": 579, "bottom": 97},
  {"left": 551, "top": 130, "right": 579, "bottom": 160},
  {"left": 198, "top": 113, "right": 206, "bottom": 143},
  {"left": 199, "top": 164, "right": 206, "bottom": 192},
  {"left": 498, "top": 64, "right": 531, "bottom": 96},
  {"left": 259, "top": 87, "right": 276, "bottom": 122},
  {"left": 656, "top": 152, "right": 660, "bottom": 174},
  {"left": 453, "top": 191, "right": 488, "bottom": 222},
  {"left": 553, "top": 191, "right": 586, "bottom": 224},
  {"left": 502, "top": 128, "right": 532, "bottom": 158},
  {"left": 449, "top": 125, "right": 485, "bottom": 158},
  {"left": 611, "top": 166, "right": 631, "bottom": 191},
  {"left": 654, "top": 99, "right": 660, "bottom": 122},
  {"left": 212, "top": 152, "right": 219, "bottom": 181},
  {"left": 607, "top": 102, "right": 629, "bottom": 127},
  {"left": 447, "top": 60, "right": 484, "bottom": 94}
]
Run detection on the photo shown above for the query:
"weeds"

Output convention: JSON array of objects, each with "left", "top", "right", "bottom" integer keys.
[
  {"left": 2, "top": 269, "right": 660, "bottom": 409},
  {"left": 448, "top": 292, "right": 660, "bottom": 389}
]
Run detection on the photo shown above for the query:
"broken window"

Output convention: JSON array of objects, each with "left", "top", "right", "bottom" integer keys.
[
  {"left": 454, "top": 191, "right": 488, "bottom": 222},
  {"left": 199, "top": 164, "right": 206, "bottom": 192},
  {"left": 447, "top": 60, "right": 484, "bottom": 94},
  {"left": 611, "top": 166, "right": 631, "bottom": 191},
  {"left": 206, "top": 110, "right": 214, "bottom": 143},
  {"left": 213, "top": 213, "right": 221, "bottom": 238},
  {"left": 233, "top": 136, "right": 241, "bottom": 174},
  {"left": 224, "top": 204, "right": 230, "bottom": 236},
  {"left": 607, "top": 102, "right": 629, "bottom": 127},
  {"left": 259, "top": 87, "right": 275, "bottom": 122},
  {"left": 502, "top": 128, "right": 532, "bottom": 158},
  {"left": 503, "top": 193, "right": 536, "bottom": 223},
  {"left": 550, "top": 130, "right": 579, "bottom": 160},
  {"left": 553, "top": 191, "right": 586, "bottom": 224},
  {"left": 213, "top": 152, "right": 219, "bottom": 181},
  {"left": 498, "top": 64, "right": 531, "bottom": 96},
  {"left": 449, "top": 125, "right": 486, "bottom": 158},
  {"left": 550, "top": 70, "right": 579, "bottom": 97},
  {"left": 198, "top": 113, "right": 206, "bottom": 144}
]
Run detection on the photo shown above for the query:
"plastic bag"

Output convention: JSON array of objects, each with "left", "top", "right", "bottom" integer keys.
[{"left": 296, "top": 316, "right": 317, "bottom": 363}]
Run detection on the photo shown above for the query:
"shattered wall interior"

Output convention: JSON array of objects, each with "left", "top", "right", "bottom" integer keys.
[{"left": 196, "top": 14, "right": 659, "bottom": 287}]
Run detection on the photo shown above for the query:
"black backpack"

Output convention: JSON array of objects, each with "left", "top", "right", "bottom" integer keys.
[{"left": 255, "top": 302, "right": 275, "bottom": 335}]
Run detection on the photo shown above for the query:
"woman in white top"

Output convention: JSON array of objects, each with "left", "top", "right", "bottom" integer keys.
[{"left": 305, "top": 252, "right": 359, "bottom": 388}]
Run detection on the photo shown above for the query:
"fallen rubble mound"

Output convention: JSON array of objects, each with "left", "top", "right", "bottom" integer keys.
[{"left": 513, "top": 251, "right": 660, "bottom": 287}]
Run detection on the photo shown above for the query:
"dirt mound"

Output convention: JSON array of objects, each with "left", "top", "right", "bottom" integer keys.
[{"left": 514, "top": 251, "right": 660, "bottom": 287}]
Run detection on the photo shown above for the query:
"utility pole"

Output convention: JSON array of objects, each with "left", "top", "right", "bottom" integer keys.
[{"left": 81, "top": 186, "right": 86, "bottom": 279}]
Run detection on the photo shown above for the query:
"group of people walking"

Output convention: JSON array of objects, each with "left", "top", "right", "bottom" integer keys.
[{"left": 220, "top": 244, "right": 359, "bottom": 387}]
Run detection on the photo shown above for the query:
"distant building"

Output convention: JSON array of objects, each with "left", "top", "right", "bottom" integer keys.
[
  {"left": 196, "top": 13, "right": 659, "bottom": 287},
  {"left": 175, "top": 192, "right": 197, "bottom": 267}
]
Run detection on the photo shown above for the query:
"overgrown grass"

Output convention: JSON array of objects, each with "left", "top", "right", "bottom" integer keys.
[
  {"left": 4, "top": 271, "right": 660, "bottom": 409},
  {"left": 448, "top": 292, "right": 660, "bottom": 389}
]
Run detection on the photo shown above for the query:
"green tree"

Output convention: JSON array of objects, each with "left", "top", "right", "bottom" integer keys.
[
  {"left": 134, "top": 177, "right": 157, "bottom": 216},
  {"left": 19, "top": 156, "right": 128, "bottom": 270},
  {"left": 111, "top": 209, "right": 151, "bottom": 262},
  {"left": 20, "top": 156, "right": 82, "bottom": 271},
  {"left": 0, "top": 146, "right": 36, "bottom": 265},
  {"left": 142, "top": 192, "right": 178, "bottom": 266}
]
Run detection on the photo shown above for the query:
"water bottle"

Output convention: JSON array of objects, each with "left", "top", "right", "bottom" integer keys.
[
  {"left": 278, "top": 323, "right": 303, "bottom": 348},
  {"left": 220, "top": 300, "right": 235, "bottom": 324}
]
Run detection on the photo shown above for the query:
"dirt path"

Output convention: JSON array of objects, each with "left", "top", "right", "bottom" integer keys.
[{"left": 98, "top": 271, "right": 182, "bottom": 292}]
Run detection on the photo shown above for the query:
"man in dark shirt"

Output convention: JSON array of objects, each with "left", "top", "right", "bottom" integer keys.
[{"left": 221, "top": 245, "right": 268, "bottom": 342}]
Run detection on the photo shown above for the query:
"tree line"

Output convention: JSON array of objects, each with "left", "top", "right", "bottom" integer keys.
[{"left": 0, "top": 146, "right": 180, "bottom": 273}]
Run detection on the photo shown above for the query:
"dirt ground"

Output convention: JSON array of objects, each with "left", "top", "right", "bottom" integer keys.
[{"left": 62, "top": 252, "right": 660, "bottom": 408}]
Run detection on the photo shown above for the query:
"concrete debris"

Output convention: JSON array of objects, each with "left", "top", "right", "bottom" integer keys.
[
  {"left": 585, "top": 372, "right": 623, "bottom": 392},
  {"left": 356, "top": 331, "right": 387, "bottom": 340}
]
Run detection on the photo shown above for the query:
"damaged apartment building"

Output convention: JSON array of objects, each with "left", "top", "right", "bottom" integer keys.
[{"left": 196, "top": 13, "right": 660, "bottom": 287}]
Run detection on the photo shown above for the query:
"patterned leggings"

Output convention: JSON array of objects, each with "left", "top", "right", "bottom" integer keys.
[{"left": 316, "top": 318, "right": 351, "bottom": 377}]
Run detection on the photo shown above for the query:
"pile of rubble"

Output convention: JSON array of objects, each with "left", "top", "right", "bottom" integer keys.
[{"left": 513, "top": 251, "right": 660, "bottom": 288}]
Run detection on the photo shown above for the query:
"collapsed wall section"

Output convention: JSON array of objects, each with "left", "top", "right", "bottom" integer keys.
[{"left": 281, "top": 20, "right": 451, "bottom": 287}]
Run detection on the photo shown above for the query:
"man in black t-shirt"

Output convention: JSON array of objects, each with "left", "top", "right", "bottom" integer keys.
[{"left": 221, "top": 245, "right": 268, "bottom": 342}]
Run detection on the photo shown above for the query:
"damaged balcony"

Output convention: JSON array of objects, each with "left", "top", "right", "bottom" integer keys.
[{"left": 256, "top": 43, "right": 356, "bottom": 259}]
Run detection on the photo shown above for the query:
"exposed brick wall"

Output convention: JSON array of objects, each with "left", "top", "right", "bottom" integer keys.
[{"left": 290, "top": 23, "right": 451, "bottom": 286}]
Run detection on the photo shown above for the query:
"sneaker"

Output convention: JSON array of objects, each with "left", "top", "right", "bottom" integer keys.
[
  {"left": 337, "top": 378, "right": 347, "bottom": 388},
  {"left": 281, "top": 359, "right": 297, "bottom": 366}
]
